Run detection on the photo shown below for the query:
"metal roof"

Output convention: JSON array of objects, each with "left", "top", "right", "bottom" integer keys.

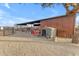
[{"left": 16, "top": 15, "right": 74, "bottom": 25}]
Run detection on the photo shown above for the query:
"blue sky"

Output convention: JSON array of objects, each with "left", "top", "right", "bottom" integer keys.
[{"left": 0, "top": 3, "right": 78, "bottom": 26}]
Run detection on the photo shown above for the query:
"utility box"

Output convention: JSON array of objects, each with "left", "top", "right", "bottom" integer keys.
[{"left": 41, "top": 27, "right": 56, "bottom": 41}]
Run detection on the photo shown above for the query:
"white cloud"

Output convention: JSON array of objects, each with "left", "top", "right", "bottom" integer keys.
[
  {"left": 15, "top": 17, "right": 34, "bottom": 23},
  {"left": 4, "top": 3, "right": 10, "bottom": 8},
  {"left": 0, "top": 18, "right": 15, "bottom": 26},
  {"left": 0, "top": 9, "right": 34, "bottom": 26},
  {"left": 0, "top": 9, "right": 16, "bottom": 26}
]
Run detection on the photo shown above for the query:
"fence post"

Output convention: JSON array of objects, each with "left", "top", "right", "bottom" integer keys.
[
  {"left": 3, "top": 27, "right": 5, "bottom": 36},
  {"left": 72, "top": 31, "right": 79, "bottom": 44},
  {"left": 12, "top": 28, "right": 14, "bottom": 34}
]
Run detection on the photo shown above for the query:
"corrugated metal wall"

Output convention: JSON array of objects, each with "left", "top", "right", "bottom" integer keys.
[{"left": 40, "top": 15, "right": 75, "bottom": 38}]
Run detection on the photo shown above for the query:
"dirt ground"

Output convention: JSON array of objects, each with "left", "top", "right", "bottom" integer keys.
[{"left": 0, "top": 31, "right": 79, "bottom": 56}]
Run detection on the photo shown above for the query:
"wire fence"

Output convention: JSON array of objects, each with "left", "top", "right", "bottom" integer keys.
[{"left": 0, "top": 27, "right": 15, "bottom": 36}]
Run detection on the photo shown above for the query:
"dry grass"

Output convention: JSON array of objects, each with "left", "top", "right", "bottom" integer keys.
[
  {"left": 0, "top": 31, "right": 79, "bottom": 56},
  {"left": 0, "top": 36, "right": 78, "bottom": 56}
]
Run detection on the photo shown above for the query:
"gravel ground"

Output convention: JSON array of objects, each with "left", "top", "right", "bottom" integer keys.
[{"left": 0, "top": 31, "right": 79, "bottom": 56}]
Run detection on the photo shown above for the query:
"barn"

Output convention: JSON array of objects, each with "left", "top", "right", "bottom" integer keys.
[{"left": 16, "top": 15, "right": 76, "bottom": 38}]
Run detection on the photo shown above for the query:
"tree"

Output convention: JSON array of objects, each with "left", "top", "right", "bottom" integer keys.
[
  {"left": 41, "top": 3, "right": 79, "bottom": 15},
  {"left": 41, "top": 3, "right": 79, "bottom": 43}
]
